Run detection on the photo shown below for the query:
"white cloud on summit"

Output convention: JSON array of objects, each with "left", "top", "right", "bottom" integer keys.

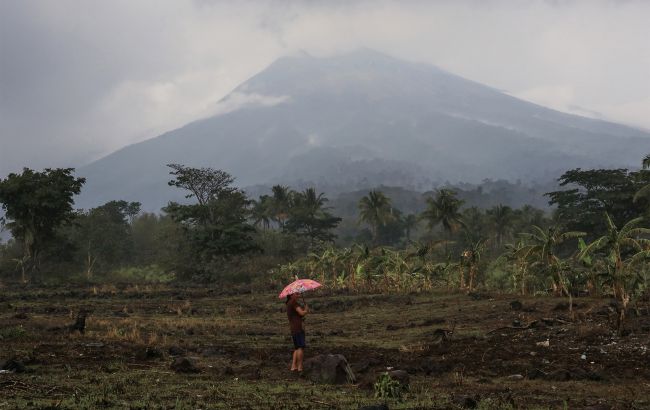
[{"left": 1, "top": 0, "right": 649, "bottom": 175}]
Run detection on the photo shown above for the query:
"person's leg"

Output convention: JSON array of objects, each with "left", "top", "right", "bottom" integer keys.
[
  {"left": 296, "top": 348, "right": 304, "bottom": 371},
  {"left": 291, "top": 349, "right": 298, "bottom": 371}
]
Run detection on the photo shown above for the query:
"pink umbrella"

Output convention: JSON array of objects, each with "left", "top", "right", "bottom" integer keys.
[{"left": 278, "top": 278, "right": 322, "bottom": 299}]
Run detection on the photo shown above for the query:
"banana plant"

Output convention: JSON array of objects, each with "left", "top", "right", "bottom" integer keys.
[
  {"left": 461, "top": 238, "right": 488, "bottom": 291},
  {"left": 498, "top": 240, "right": 530, "bottom": 295},
  {"left": 579, "top": 214, "right": 650, "bottom": 333},
  {"left": 517, "top": 226, "right": 586, "bottom": 296}
]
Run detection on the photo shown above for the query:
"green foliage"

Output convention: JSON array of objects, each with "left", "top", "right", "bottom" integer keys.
[
  {"left": 578, "top": 213, "right": 650, "bottom": 332},
  {"left": 164, "top": 165, "right": 259, "bottom": 280},
  {"left": 634, "top": 154, "right": 650, "bottom": 203},
  {"left": 547, "top": 168, "right": 650, "bottom": 238},
  {"left": 358, "top": 190, "right": 395, "bottom": 244},
  {"left": 0, "top": 167, "right": 85, "bottom": 281},
  {"left": 487, "top": 204, "right": 514, "bottom": 246},
  {"left": 284, "top": 188, "right": 342, "bottom": 245},
  {"left": 0, "top": 325, "right": 28, "bottom": 340},
  {"left": 72, "top": 200, "right": 141, "bottom": 278},
  {"left": 421, "top": 189, "right": 465, "bottom": 236},
  {"left": 374, "top": 372, "right": 404, "bottom": 400},
  {"left": 516, "top": 225, "right": 586, "bottom": 295},
  {"left": 109, "top": 265, "right": 175, "bottom": 283}
]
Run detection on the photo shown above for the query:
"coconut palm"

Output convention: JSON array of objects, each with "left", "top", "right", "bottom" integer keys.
[
  {"left": 403, "top": 214, "right": 418, "bottom": 242},
  {"left": 358, "top": 190, "right": 394, "bottom": 245},
  {"left": 487, "top": 204, "right": 514, "bottom": 247},
  {"left": 421, "top": 189, "right": 464, "bottom": 254},
  {"left": 517, "top": 225, "right": 586, "bottom": 296},
  {"left": 633, "top": 154, "right": 650, "bottom": 203},
  {"left": 286, "top": 188, "right": 341, "bottom": 246},
  {"left": 578, "top": 213, "right": 650, "bottom": 333},
  {"left": 461, "top": 207, "right": 487, "bottom": 244},
  {"left": 270, "top": 185, "right": 291, "bottom": 228},
  {"left": 250, "top": 195, "right": 272, "bottom": 229}
]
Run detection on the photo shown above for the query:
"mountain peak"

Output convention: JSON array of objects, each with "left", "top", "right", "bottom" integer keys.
[
  {"left": 236, "top": 48, "right": 447, "bottom": 97},
  {"left": 77, "top": 50, "right": 650, "bottom": 210}
]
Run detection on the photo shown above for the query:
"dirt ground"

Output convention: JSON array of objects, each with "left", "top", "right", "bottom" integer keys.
[{"left": 0, "top": 284, "right": 649, "bottom": 409}]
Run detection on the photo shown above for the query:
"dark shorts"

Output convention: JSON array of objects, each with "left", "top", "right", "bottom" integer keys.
[{"left": 291, "top": 331, "right": 306, "bottom": 349}]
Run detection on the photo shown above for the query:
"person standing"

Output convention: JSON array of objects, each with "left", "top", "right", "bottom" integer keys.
[{"left": 286, "top": 293, "right": 308, "bottom": 372}]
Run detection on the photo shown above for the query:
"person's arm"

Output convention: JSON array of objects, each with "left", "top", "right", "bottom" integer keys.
[{"left": 296, "top": 303, "right": 308, "bottom": 317}]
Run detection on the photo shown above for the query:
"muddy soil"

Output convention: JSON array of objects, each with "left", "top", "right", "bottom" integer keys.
[{"left": 0, "top": 285, "right": 648, "bottom": 409}]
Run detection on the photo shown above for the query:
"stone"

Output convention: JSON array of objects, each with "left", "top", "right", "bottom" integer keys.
[
  {"left": 136, "top": 347, "right": 163, "bottom": 360},
  {"left": 510, "top": 300, "right": 523, "bottom": 311},
  {"left": 170, "top": 357, "right": 200, "bottom": 373},
  {"left": 201, "top": 347, "right": 226, "bottom": 357},
  {"left": 0, "top": 358, "right": 26, "bottom": 373},
  {"left": 385, "top": 370, "right": 409, "bottom": 388},
  {"left": 452, "top": 394, "right": 479, "bottom": 409},
  {"left": 168, "top": 346, "right": 185, "bottom": 356},
  {"left": 302, "top": 354, "right": 355, "bottom": 384}
]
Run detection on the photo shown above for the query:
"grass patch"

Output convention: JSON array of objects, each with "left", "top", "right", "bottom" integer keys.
[{"left": 0, "top": 325, "right": 28, "bottom": 340}]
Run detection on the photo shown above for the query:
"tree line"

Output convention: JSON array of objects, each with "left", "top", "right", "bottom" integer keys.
[{"left": 1, "top": 155, "right": 649, "bottom": 314}]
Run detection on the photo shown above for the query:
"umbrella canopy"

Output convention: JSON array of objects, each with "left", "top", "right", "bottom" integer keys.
[{"left": 278, "top": 279, "right": 322, "bottom": 299}]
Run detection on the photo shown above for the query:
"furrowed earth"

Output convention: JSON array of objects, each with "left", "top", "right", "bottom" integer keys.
[{"left": 1, "top": 285, "right": 649, "bottom": 409}]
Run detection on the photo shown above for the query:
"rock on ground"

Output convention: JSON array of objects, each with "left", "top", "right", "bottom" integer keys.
[
  {"left": 359, "top": 405, "right": 389, "bottom": 410},
  {"left": 0, "top": 358, "right": 26, "bottom": 373},
  {"left": 170, "top": 357, "right": 200, "bottom": 373},
  {"left": 302, "top": 354, "right": 355, "bottom": 384}
]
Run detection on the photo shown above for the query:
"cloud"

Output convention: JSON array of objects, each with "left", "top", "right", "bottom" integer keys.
[{"left": 1, "top": 0, "right": 649, "bottom": 176}]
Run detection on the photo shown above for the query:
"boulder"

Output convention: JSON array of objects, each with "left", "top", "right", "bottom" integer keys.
[
  {"left": 302, "top": 354, "right": 355, "bottom": 384},
  {"left": 170, "top": 357, "right": 200, "bottom": 373},
  {"left": 136, "top": 347, "right": 163, "bottom": 360},
  {"left": 168, "top": 346, "right": 185, "bottom": 356},
  {"left": 452, "top": 394, "right": 479, "bottom": 409},
  {"left": 0, "top": 358, "right": 26, "bottom": 373},
  {"left": 385, "top": 370, "right": 409, "bottom": 388}
]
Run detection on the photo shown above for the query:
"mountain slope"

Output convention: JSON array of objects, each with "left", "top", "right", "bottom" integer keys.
[{"left": 77, "top": 49, "right": 650, "bottom": 210}]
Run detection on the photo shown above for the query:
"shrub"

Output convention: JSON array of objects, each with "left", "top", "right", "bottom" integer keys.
[
  {"left": 374, "top": 372, "right": 404, "bottom": 399},
  {"left": 109, "top": 265, "right": 175, "bottom": 283}
]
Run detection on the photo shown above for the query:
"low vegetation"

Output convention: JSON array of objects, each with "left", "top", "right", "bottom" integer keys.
[{"left": 0, "top": 155, "right": 649, "bottom": 408}]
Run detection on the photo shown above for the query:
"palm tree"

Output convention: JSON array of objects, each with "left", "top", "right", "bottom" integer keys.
[
  {"left": 487, "top": 204, "right": 514, "bottom": 247},
  {"left": 358, "top": 190, "right": 394, "bottom": 245},
  {"left": 298, "top": 188, "right": 326, "bottom": 214},
  {"left": 403, "top": 214, "right": 418, "bottom": 242},
  {"left": 517, "top": 226, "right": 586, "bottom": 296},
  {"left": 462, "top": 207, "right": 486, "bottom": 243},
  {"left": 634, "top": 153, "right": 650, "bottom": 203},
  {"left": 270, "top": 185, "right": 291, "bottom": 228},
  {"left": 579, "top": 213, "right": 650, "bottom": 333},
  {"left": 420, "top": 189, "right": 464, "bottom": 254},
  {"left": 288, "top": 188, "right": 341, "bottom": 246},
  {"left": 250, "top": 195, "right": 272, "bottom": 230}
]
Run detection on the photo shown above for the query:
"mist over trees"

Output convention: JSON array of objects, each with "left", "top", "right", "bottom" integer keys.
[{"left": 1, "top": 153, "right": 648, "bottom": 309}]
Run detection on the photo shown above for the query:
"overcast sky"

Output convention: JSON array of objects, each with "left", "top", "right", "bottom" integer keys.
[{"left": 1, "top": 0, "right": 649, "bottom": 177}]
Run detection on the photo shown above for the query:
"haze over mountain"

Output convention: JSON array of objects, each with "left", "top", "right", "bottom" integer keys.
[{"left": 77, "top": 49, "right": 650, "bottom": 211}]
